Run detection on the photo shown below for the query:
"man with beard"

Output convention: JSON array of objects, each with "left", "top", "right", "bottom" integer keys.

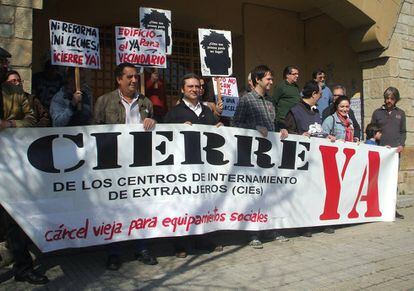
[
  {"left": 0, "top": 46, "right": 48, "bottom": 285},
  {"left": 371, "top": 86, "right": 406, "bottom": 219}
]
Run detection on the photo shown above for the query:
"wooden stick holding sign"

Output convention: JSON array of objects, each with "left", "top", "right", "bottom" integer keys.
[
  {"left": 74, "top": 67, "right": 82, "bottom": 111},
  {"left": 216, "top": 77, "right": 222, "bottom": 104}
]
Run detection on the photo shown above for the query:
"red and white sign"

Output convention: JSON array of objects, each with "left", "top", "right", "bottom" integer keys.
[
  {"left": 115, "top": 26, "right": 166, "bottom": 68},
  {"left": 0, "top": 124, "right": 399, "bottom": 252},
  {"left": 49, "top": 19, "right": 100, "bottom": 69}
]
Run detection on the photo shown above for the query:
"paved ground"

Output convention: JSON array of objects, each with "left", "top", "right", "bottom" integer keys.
[{"left": 1, "top": 205, "right": 414, "bottom": 290}]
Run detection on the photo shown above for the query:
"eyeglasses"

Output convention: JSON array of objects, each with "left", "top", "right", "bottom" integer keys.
[
  {"left": 333, "top": 94, "right": 345, "bottom": 98},
  {"left": 8, "top": 78, "right": 23, "bottom": 85},
  {"left": 289, "top": 72, "right": 299, "bottom": 76}
]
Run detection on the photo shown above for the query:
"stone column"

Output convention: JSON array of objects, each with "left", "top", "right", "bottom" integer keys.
[
  {"left": 0, "top": 0, "right": 43, "bottom": 93},
  {"left": 361, "top": 0, "right": 414, "bottom": 195}
]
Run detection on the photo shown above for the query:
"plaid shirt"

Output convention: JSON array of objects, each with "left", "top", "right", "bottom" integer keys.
[{"left": 232, "top": 89, "right": 275, "bottom": 131}]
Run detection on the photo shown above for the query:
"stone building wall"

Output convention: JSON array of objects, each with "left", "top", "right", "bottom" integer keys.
[
  {"left": 0, "top": 0, "right": 42, "bottom": 93},
  {"left": 361, "top": 0, "right": 414, "bottom": 195}
]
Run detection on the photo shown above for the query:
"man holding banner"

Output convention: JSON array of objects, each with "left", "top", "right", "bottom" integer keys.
[
  {"left": 232, "top": 65, "right": 277, "bottom": 248},
  {"left": 93, "top": 62, "right": 157, "bottom": 270},
  {"left": 0, "top": 47, "right": 49, "bottom": 285},
  {"left": 232, "top": 65, "right": 276, "bottom": 137}
]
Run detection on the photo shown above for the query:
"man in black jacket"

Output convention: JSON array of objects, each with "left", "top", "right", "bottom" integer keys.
[
  {"left": 164, "top": 73, "right": 221, "bottom": 126},
  {"left": 164, "top": 73, "right": 222, "bottom": 257},
  {"left": 322, "top": 85, "right": 361, "bottom": 141}
]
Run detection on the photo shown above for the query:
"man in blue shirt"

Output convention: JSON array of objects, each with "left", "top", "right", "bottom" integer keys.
[{"left": 313, "top": 69, "right": 333, "bottom": 119}]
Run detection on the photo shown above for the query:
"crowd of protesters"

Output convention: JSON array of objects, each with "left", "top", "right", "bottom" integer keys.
[{"left": 0, "top": 46, "right": 407, "bottom": 285}]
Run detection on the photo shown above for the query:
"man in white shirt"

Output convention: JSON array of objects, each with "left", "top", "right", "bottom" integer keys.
[{"left": 93, "top": 62, "right": 157, "bottom": 270}]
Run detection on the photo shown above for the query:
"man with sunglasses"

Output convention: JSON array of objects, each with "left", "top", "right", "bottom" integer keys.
[{"left": 321, "top": 85, "right": 361, "bottom": 141}]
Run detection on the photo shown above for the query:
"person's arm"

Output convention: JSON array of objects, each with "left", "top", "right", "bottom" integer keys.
[
  {"left": 271, "top": 85, "right": 282, "bottom": 108},
  {"left": 231, "top": 97, "right": 247, "bottom": 128},
  {"left": 50, "top": 91, "right": 75, "bottom": 127},
  {"left": 93, "top": 96, "right": 105, "bottom": 124},
  {"left": 322, "top": 115, "right": 334, "bottom": 136},
  {"left": 13, "top": 94, "right": 36, "bottom": 127},
  {"left": 400, "top": 110, "right": 407, "bottom": 147},
  {"left": 283, "top": 111, "right": 297, "bottom": 134},
  {"left": 348, "top": 109, "right": 361, "bottom": 141}
]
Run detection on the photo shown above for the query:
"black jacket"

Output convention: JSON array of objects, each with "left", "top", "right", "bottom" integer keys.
[{"left": 164, "top": 101, "right": 217, "bottom": 125}]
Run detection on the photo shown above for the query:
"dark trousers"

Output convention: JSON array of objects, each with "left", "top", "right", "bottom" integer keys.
[{"left": 1, "top": 205, "right": 33, "bottom": 275}]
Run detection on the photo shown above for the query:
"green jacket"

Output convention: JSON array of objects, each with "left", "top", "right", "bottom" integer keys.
[
  {"left": 93, "top": 90, "right": 153, "bottom": 124},
  {"left": 271, "top": 80, "right": 300, "bottom": 122},
  {"left": 1, "top": 82, "right": 36, "bottom": 127}
]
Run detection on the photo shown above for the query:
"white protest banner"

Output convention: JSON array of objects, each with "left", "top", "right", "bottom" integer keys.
[
  {"left": 198, "top": 29, "right": 233, "bottom": 77},
  {"left": 49, "top": 19, "right": 100, "bottom": 69},
  {"left": 115, "top": 26, "right": 166, "bottom": 68},
  {"left": 212, "top": 77, "right": 239, "bottom": 117},
  {"left": 139, "top": 7, "right": 172, "bottom": 55},
  {"left": 0, "top": 125, "right": 398, "bottom": 252}
]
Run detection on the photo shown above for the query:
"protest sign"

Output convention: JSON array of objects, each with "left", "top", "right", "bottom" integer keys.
[
  {"left": 139, "top": 7, "right": 172, "bottom": 55},
  {"left": 212, "top": 77, "right": 239, "bottom": 117},
  {"left": 115, "top": 26, "right": 166, "bottom": 68},
  {"left": 49, "top": 19, "right": 100, "bottom": 69},
  {"left": 351, "top": 93, "right": 363, "bottom": 137},
  {"left": 198, "top": 29, "right": 233, "bottom": 77},
  {"left": 0, "top": 124, "right": 398, "bottom": 252}
]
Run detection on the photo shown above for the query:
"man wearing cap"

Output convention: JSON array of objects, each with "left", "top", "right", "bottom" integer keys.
[{"left": 1, "top": 47, "right": 48, "bottom": 284}]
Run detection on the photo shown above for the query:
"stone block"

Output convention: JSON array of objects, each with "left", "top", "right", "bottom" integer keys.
[
  {"left": 0, "top": 38, "right": 32, "bottom": 67},
  {"left": 399, "top": 69, "right": 414, "bottom": 79},
  {"left": 395, "top": 23, "right": 409, "bottom": 35},
  {"left": 15, "top": 7, "right": 32, "bottom": 39},
  {"left": 400, "top": 148, "right": 414, "bottom": 171},
  {"left": 405, "top": 132, "right": 414, "bottom": 146},
  {"left": 0, "top": 24, "right": 13, "bottom": 38},
  {"left": 362, "top": 69, "right": 372, "bottom": 80},
  {"left": 399, "top": 14, "right": 414, "bottom": 26},
  {"left": 0, "top": 5, "right": 15, "bottom": 24},
  {"left": 365, "top": 78, "right": 383, "bottom": 99},
  {"left": 402, "top": 39, "right": 414, "bottom": 50},
  {"left": 402, "top": 2, "right": 412, "bottom": 14},
  {"left": 402, "top": 48, "right": 414, "bottom": 59},
  {"left": 1, "top": 0, "right": 42, "bottom": 9},
  {"left": 363, "top": 100, "right": 381, "bottom": 120},
  {"left": 395, "top": 78, "right": 414, "bottom": 98},
  {"left": 398, "top": 170, "right": 414, "bottom": 195},
  {"left": 399, "top": 59, "right": 414, "bottom": 70}
]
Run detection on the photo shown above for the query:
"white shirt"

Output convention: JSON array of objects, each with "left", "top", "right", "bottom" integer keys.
[
  {"left": 183, "top": 98, "right": 202, "bottom": 117},
  {"left": 119, "top": 90, "right": 141, "bottom": 124}
]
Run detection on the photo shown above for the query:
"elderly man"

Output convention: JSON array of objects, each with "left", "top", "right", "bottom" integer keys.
[
  {"left": 1, "top": 46, "right": 48, "bottom": 284},
  {"left": 94, "top": 62, "right": 157, "bottom": 270}
]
